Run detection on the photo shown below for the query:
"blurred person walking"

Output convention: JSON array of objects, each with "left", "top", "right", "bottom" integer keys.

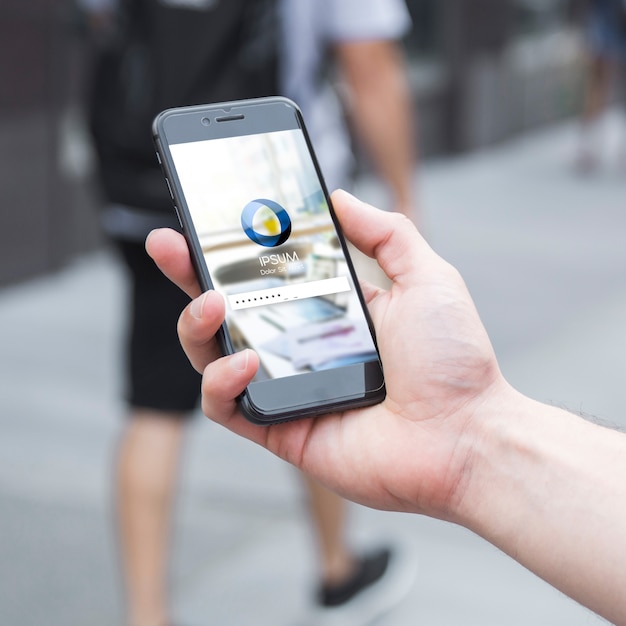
[
  {"left": 576, "top": 0, "right": 626, "bottom": 170},
  {"left": 81, "top": 1, "right": 417, "bottom": 625}
]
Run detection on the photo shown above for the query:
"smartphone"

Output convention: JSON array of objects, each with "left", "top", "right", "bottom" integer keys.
[{"left": 152, "top": 97, "right": 384, "bottom": 424}]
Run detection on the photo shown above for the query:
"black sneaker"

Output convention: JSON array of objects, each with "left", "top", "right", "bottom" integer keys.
[{"left": 308, "top": 546, "right": 416, "bottom": 625}]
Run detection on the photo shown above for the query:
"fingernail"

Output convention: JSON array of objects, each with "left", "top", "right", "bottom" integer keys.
[
  {"left": 229, "top": 349, "right": 249, "bottom": 372},
  {"left": 190, "top": 292, "right": 206, "bottom": 320},
  {"left": 335, "top": 188, "right": 357, "bottom": 200}
]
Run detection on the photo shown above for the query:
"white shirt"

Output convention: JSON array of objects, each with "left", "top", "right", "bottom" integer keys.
[
  {"left": 81, "top": 0, "right": 411, "bottom": 237},
  {"left": 279, "top": 0, "right": 411, "bottom": 190},
  {"left": 80, "top": 0, "right": 410, "bottom": 192}
]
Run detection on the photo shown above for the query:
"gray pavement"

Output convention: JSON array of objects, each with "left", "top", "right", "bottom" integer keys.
[{"left": 2, "top": 113, "right": 625, "bottom": 625}]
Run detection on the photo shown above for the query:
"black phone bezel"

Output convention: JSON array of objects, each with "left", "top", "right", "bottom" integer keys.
[{"left": 152, "top": 97, "right": 385, "bottom": 424}]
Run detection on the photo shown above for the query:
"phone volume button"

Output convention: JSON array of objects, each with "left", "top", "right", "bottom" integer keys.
[
  {"left": 173, "top": 206, "right": 183, "bottom": 228},
  {"left": 165, "top": 178, "right": 174, "bottom": 199}
]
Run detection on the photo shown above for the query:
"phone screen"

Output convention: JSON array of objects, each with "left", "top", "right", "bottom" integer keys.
[{"left": 168, "top": 127, "right": 379, "bottom": 382}]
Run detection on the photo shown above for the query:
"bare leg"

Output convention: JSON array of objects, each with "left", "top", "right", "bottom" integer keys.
[
  {"left": 301, "top": 473, "right": 356, "bottom": 585},
  {"left": 578, "top": 54, "right": 614, "bottom": 169},
  {"left": 115, "top": 409, "right": 186, "bottom": 626},
  {"left": 583, "top": 55, "right": 613, "bottom": 123}
]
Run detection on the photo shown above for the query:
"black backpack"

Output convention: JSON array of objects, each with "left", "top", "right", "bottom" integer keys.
[{"left": 87, "top": 0, "right": 279, "bottom": 212}]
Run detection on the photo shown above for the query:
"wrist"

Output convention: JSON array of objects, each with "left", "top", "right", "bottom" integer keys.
[
  {"left": 443, "top": 384, "right": 626, "bottom": 623},
  {"left": 442, "top": 381, "right": 540, "bottom": 528},
  {"left": 447, "top": 383, "right": 609, "bottom": 549}
]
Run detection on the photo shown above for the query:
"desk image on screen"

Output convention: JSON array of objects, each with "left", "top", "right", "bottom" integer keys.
[{"left": 206, "top": 231, "right": 377, "bottom": 381}]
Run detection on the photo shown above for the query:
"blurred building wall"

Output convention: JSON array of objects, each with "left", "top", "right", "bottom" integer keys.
[
  {"left": 0, "top": 0, "right": 585, "bottom": 285},
  {"left": 406, "top": 0, "right": 585, "bottom": 154},
  {"left": 0, "top": 1, "right": 102, "bottom": 287}
]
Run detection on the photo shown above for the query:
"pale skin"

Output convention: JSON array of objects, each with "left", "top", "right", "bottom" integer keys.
[
  {"left": 115, "top": 411, "right": 185, "bottom": 626},
  {"left": 335, "top": 40, "right": 417, "bottom": 218},
  {"left": 147, "top": 190, "right": 626, "bottom": 626}
]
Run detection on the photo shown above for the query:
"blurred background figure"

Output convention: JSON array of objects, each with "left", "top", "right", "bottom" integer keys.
[
  {"left": 80, "top": 1, "right": 416, "bottom": 625},
  {"left": 576, "top": 0, "right": 626, "bottom": 171},
  {"left": 6, "top": 1, "right": 626, "bottom": 625}
]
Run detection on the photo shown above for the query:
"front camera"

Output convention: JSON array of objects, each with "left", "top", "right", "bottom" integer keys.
[{"left": 201, "top": 117, "right": 210, "bottom": 126}]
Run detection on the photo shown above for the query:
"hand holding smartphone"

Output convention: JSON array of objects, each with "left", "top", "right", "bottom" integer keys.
[{"left": 152, "top": 97, "right": 384, "bottom": 424}]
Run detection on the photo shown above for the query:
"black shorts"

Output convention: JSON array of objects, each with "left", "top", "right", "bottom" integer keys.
[{"left": 116, "top": 240, "right": 201, "bottom": 414}]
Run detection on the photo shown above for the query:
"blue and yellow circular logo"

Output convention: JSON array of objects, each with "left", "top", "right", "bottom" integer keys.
[{"left": 241, "top": 199, "right": 292, "bottom": 247}]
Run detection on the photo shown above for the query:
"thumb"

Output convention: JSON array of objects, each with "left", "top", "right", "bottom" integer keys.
[{"left": 331, "top": 189, "right": 430, "bottom": 285}]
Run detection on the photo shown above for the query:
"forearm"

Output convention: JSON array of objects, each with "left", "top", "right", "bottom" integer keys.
[
  {"left": 454, "top": 386, "right": 626, "bottom": 624},
  {"left": 336, "top": 41, "right": 416, "bottom": 213}
]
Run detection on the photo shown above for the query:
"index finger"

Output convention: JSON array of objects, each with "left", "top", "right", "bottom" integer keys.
[{"left": 145, "top": 228, "right": 202, "bottom": 299}]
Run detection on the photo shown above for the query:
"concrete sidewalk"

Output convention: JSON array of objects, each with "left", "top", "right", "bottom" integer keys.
[{"left": 1, "top": 113, "right": 625, "bottom": 625}]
